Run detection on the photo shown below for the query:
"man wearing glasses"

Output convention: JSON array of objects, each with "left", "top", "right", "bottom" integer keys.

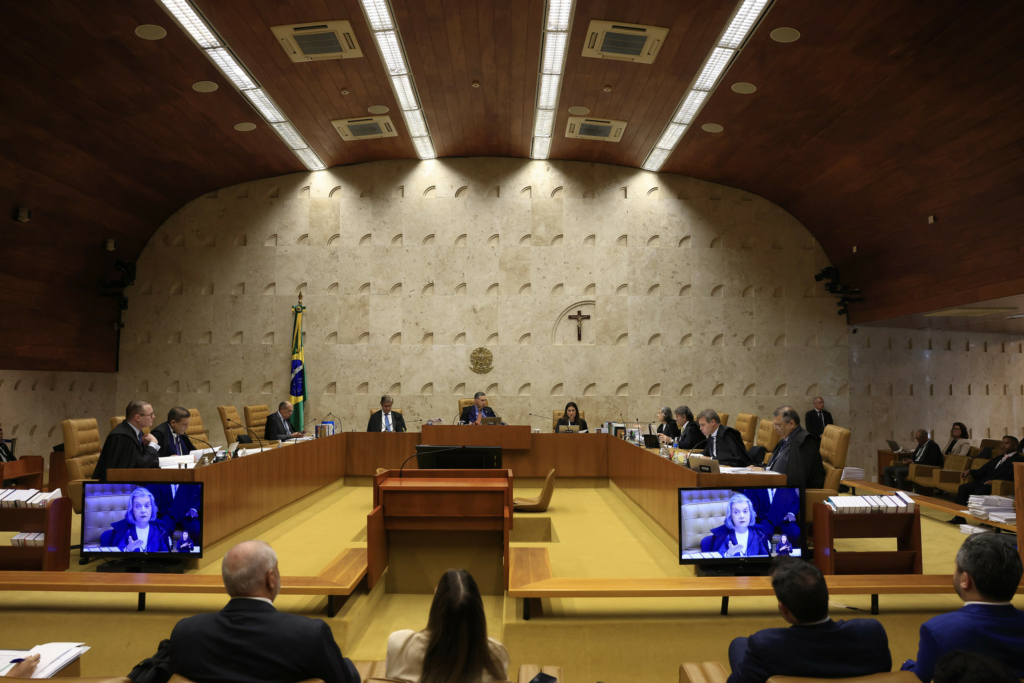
[
  {"left": 93, "top": 400, "right": 160, "bottom": 481},
  {"left": 761, "top": 406, "right": 825, "bottom": 489}
]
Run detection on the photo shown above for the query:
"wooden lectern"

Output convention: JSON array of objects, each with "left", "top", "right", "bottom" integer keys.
[{"left": 368, "top": 469, "right": 513, "bottom": 593}]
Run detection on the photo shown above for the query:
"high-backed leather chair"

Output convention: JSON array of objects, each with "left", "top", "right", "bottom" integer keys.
[
  {"left": 734, "top": 413, "right": 758, "bottom": 449},
  {"left": 756, "top": 419, "right": 781, "bottom": 453},
  {"left": 81, "top": 483, "right": 136, "bottom": 550},
  {"left": 805, "top": 424, "right": 851, "bottom": 523},
  {"left": 245, "top": 404, "right": 270, "bottom": 439},
  {"left": 551, "top": 409, "right": 586, "bottom": 432},
  {"left": 109, "top": 416, "right": 150, "bottom": 435},
  {"left": 908, "top": 446, "right": 977, "bottom": 493},
  {"left": 62, "top": 418, "right": 102, "bottom": 514},
  {"left": 679, "top": 489, "right": 732, "bottom": 554},
  {"left": 717, "top": 412, "right": 729, "bottom": 426},
  {"left": 457, "top": 397, "right": 489, "bottom": 420},
  {"left": 218, "top": 405, "right": 247, "bottom": 444},
  {"left": 513, "top": 469, "right": 556, "bottom": 511},
  {"left": 184, "top": 408, "right": 209, "bottom": 446}
]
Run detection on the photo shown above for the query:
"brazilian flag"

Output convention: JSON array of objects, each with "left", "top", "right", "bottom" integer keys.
[{"left": 289, "top": 298, "right": 307, "bottom": 431}]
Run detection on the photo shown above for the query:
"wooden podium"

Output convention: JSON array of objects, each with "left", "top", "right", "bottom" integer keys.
[
  {"left": 368, "top": 469, "right": 513, "bottom": 593},
  {"left": 421, "top": 424, "right": 531, "bottom": 450}
]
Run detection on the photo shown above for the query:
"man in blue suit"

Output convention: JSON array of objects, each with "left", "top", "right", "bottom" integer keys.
[
  {"left": 727, "top": 559, "right": 891, "bottom": 683},
  {"left": 902, "top": 533, "right": 1024, "bottom": 682},
  {"left": 460, "top": 392, "right": 496, "bottom": 425}
]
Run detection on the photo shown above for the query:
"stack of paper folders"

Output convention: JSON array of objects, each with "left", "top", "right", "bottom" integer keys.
[
  {"left": 988, "top": 511, "right": 1016, "bottom": 524},
  {"left": 960, "top": 524, "right": 993, "bottom": 535},
  {"left": 825, "top": 491, "right": 916, "bottom": 513},
  {"left": 0, "top": 488, "right": 62, "bottom": 508},
  {"left": 841, "top": 467, "right": 865, "bottom": 481},
  {"left": 158, "top": 455, "right": 195, "bottom": 469},
  {"left": 966, "top": 495, "right": 1015, "bottom": 520},
  {"left": 9, "top": 532, "right": 45, "bottom": 546}
]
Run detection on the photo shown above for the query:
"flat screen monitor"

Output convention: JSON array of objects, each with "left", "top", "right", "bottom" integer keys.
[
  {"left": 678, "top": 486, "right": 804, "bottom": 565},
  {"left": 415, "top": 445, "right": 502, "bottom": 469},
  {"left": 81, "top": 482, "right": 204, "bottom": 558}
]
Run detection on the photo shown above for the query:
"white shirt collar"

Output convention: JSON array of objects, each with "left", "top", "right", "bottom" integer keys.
[
  {"left": 234, "top": 596, "right": 274, "bottom": 606},
  {"left": 964, "top": 601, "right": 1013, "bottom": 606},
  {"left": 127, "top": 422, "right": 142, "bottom": 438}
]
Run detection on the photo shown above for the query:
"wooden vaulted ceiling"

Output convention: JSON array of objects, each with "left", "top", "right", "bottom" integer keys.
[{"left": 2, "top": 0, "right": 1024, "bottom": 372}]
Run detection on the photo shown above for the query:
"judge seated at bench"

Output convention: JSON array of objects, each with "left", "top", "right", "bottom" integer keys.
[
  {"left": 368, "top": 394, "right": 406, "bottom": 432},
  {"left": 460, "top": 392, "right": 496, "bottom": 425},
  {"left": 655, "top": 406, "right": 680, "bottom": 439},
  {"left": 151, "top": 406, "right": 196, "bottom": 457},
  {"left": 698, "top": 409, "right": 753, "bottom": 467},
  {"left": 101, "top": 487, "right": 173, "bottom": 552},
  {"left": 706, "top": 493, "right": 771, "bottom": 558},
  {"left": 264, "top": 401, "right": 305, "bottom": 442},
  {"left": 555, "top": 401, "right": 588, "bottom": 432},
  {"left": 761, "top": 407, "right": 825, "bottom": 489},
  {"left": 660, "top": 405, "right": 702, "bottom": 449},
  {"left": 93, "top": 400, "right": 160, "bottom": 482}
]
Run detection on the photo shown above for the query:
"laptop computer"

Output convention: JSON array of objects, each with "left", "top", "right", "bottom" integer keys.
[
  {"left": 556, "top": 425, "right": 578, "bottom": 433},
  {"left": 481, "top": 416, "right": 501, "bottom": 426},
  {"left": 886, "top": 439, "right": 902, "bottom": 452},
  {"left": 686, "top": 456, "right": 721, "bottom": 474},
  {"left": 642, "top": 434, "right": 661, "bottom": 448}
]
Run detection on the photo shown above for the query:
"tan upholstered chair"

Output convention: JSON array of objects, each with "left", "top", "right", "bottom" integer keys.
[
  {"left": 63, "top": 418, "right": 102, "bottom": 514},
  {"left": 218, "top": 405, "right": 247, "bottom": 444},
  {"left": 756, "top": 419, "right": 781, "bottom": 453},
  {"left": 765, "top": 673, "right": 920, "bottom": 683},
  {"left": 552, "top": 409, "right": 586, "bottom": 432},
  {"left": 805, "top": 424, "right": 851, "bottom": 524},
  {"left": 678, "top": 489, "right": 732, "bottom": 554},
  {"left": 514, "top": 469, "right": 556, "bottom": 511},
  {"left": 81, "top": 483, "right": 136, "bottom": 550},
  {"left": 734, "top": 413, "right": 758, "bottom": 449},
  {"left": 184, "top": 408, "right": 209, "bottom": 446},
  {"left": 931, "top": 453, "right": 996, "bottom": 495},
  {"left": 109, "top": 416, "right": 150, "bottom": 435},
  {"left": 908, "top": 448, "right": 976, "bottom": 493},
  {"left": 457, "top": 397, "right": 489, "bottom": 421},
  {"left": 680, "top": 662, "right": 728, "bottom": 683},
  {"left": 244, "top": 404, "right": 270, "bottom": 440},
  {"left": 717, "top": 412, "right": 729, "bottom": 426},
  {"left": 990, "top": 479, "right": 1015, "bottom": 496}
]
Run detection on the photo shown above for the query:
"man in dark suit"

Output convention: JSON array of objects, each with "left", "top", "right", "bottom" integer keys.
[
  {"left": 264, "top": 401, "right": 304, "bottom": 442},
  {"left": 747, "top": 487, "right": 801, "bottom": 544},
  {"left": 0, "top": 425, "right": 15, "bottom": 463},
  {"left": 698, "top": 409, "right": 753, "bottom": 467},
  {"left": 882, "top": 429, "right": 942, "bottom": 490},
  {"left": 149, "top": 483, "right": 202, "bottom": 549},
  {"left": 460, "top": 392, "right": 496, "bottom": 425},
  {"left": 141, "top": 540, "right": 359, "bottom": 683},
  {"left": 367, "top": 394, "right": 406, "bottom": 432},
  {"left": 151, "top": 407, "right": 197, "bottom": 457},
  {"left": 902, "top": 534, "right": 1024, "bottom": 682},
  {"left": 93, "top": 401, "right": 160, "bottom": 481},
  {"left": 765, "top": 407, "right": 825, "bottom": 488},
  {"left": 948, "top": 435, "right": 1023, "bottom": 523},
  {"left": 804, "top": 396, "right": 833, "bottom": 437},
  {"left": 728, "top": 559, "right": 891, "bottom": 683}
]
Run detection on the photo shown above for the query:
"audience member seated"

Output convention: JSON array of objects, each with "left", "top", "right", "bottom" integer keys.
[
  {"left": 264, "top": 401, "right": 305, "bottom": 441},
  {"left": 943, "top": 422, "right": 972, "bottom": 456},
  {"left": 882, "top": 429, "right": 942, "bottom": 490},
  {"left": 727, "top": 558, "right": 891, "bottom": 683},
  {"left": 93, "top": 400, "right": 160, "bottom": 481},
  {"left": 386, "top": 569, "right": 509, "bottom": 683},
  {"left": 932, "top": 651, "right": 1019, "bottom": 683},
  {"left": 698, "top": 409, "right": 753, "bottom": 467},
  {"left": 948, "top": 435, "right": 1024, "bottom": 524},
  {"left": 151, "top": 406, "right": 197, "bottom": 457},
  {"left": 655, "top": 406, "right": 680, "bottom": 439},
  {"left": 1, "top": 654, "right": 39, "bottom": 678},
  {"left": 762, "top": 407, "right": 825, "bottom": 489},
  {"left": 555, "top": 401, "right": 588, "bottom": 432},
  {"left": 706, "top": 493, "right": 771, "bottom": 558},
  {"left": 660, "top": 405, "right": 702, "bottom": 449},
  {"left": 901, "top": 533, "right": 1024, "bottom": 682},
  {"left": 129, "top": 540, "right": 359, "bottom": 683}
]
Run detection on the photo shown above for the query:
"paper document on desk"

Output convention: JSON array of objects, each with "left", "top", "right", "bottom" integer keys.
[
  {"left": 2, "top": 642, "right": 91, "bottom": 678},
  {"left": 720, "top": 467, "right": 783, "bottom": 474}
]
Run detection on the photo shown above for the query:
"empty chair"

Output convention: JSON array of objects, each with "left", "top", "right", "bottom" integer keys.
[
  {"left": 513, "top": 469, "right": 556, "bottom": 512},
  {"left": 734, "top": 412, "right": 758, "bottom": 449},
  {"left": 218, "top": 405, "right": 247, "bottom": 444},
  {"left": 62, "top": 418, "right": 102, "bottom": 514},
  {"left": 244, "top": 404, "right": 270, "bottom": 440}
]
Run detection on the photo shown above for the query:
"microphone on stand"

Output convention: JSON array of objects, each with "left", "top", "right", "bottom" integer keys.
[
  {"left": 228, "top": 419, "right": 265, "bottom": 452},
  {"left": 320, "top": 413, "right": 341, "bottom": 435}
]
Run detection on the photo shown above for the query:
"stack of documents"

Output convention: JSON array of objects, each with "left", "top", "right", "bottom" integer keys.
[
  {"left": 9, "top": 532, "right": 45, "bottom": 546},
  {"left": 825, "top": 491, "right": 915, "bottom": 513},
  {"left": 967, "top": 495, "right": 1015, "bottom": 520},
  {"left": 988, "top": 510, "right": 1017, "bottom": 524},
  {"left": 158, "top": 455, "right": 196, "bottom": 469},
  {"left": 0, "top": 642, "right": 89, "bottom": 678},
  {"left": 0, "top": 489, "right": 62, "bottom": 508},
  {"left": 841, "top": 467, "right": 865, "bottom": 481},
  {"left": 960, "top": 524, "right": 993, "bottom": 535}
]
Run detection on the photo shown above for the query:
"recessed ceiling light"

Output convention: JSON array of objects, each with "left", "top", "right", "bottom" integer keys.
[
  {"left": 568, "top": 106, "right": 590, "bottom": 115},
  {"left": 234, "top": 122, "right": 257, "bottom": 131},
  {"left": 471, "top": 81, "right": 481, "bottom": 88},
  {"left": 192, "top": 80, "right": 219, "bottom": 92},
  {"left": 770, "top": 27, "right": 800, "bottom": 43},
  {"left": 342, "top": 89, "right": 350, "bottom": 95},
  {"left": 702, "top": 123, "right": 723, "bottom": 133},
  {"left": 731, "top": 82, "right": 756, "bottom": 94},
  {"left": 135, "top": 25, "right": 168, "bottom": 40},
  {"left": 603, "top": 86, "right": 612, "bottom": 92},
  {"left": 368, "top": 105, "right": 390, "bottom": 114}
]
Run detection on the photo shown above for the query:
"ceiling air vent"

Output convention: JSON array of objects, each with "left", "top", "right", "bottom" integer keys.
[
  {"left": 271, "top": 20, "right": 363, "bottom": 62},
  {"left": 332, "top": 116, "right": 398, "bottom": 141},
  {"left": 565, "top": 116, "right": 627, "bottom": 142},
  {"left": 582, "top": 21, "right": 669, "bottom": 64}
]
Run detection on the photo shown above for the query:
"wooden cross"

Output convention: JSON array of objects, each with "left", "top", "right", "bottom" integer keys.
[{"left": 568, "top": 309, "right": 591, "bottom": 341}]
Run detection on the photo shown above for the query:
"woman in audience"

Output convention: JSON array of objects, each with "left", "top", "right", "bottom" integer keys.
[
  {"left": 661, "top": 406, "right": 701, "bottom": 449},
  {"left": 555, "top": 401, "right": 588, "bottom": 433},
  {"left": 655, "top": 406, "right": 680, "bottom": 439},
  {"left": 944, "top": 422, "right": 972, "bottom": 455},
  {"left": 386, "top": 569, "right": 509, "bottom": 683},
  {"left": 102, "top": 487, "right": 172, "bottom": 552},
  {"left": 710, "top": 493, "right": 771, "bottom": 558}
]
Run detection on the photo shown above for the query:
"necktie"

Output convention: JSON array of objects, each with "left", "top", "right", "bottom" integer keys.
[
  {"left": 384, "top": 414, "right": 390, "bottom": 432},
  {"left": 711, "top": 435, "right": 717, "bottom": 458},
  {"left": 172, "top": 434, "right": 179, "bottom": 455},
  {"left": 137, "top": 430, "right": 142, "bottom": 446},
  {"left": 476, "top": 409, "right": 482, "bottom": 425}
]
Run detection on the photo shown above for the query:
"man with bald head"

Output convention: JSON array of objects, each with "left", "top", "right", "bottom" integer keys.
[
  {"left": 265, "top": 401, "right": 305, "bottom": 442},
  {"left": 804, "top": 397, "right": 833, "bottom": 437},
  {"left": 139, "top": 540, "right": 358, "bottom": 683},
  {"left": 883, "top": 429, "right": 942, "bottom": 490}
]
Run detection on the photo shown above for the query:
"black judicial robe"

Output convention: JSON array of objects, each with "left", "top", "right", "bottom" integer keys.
[{"left": 93, "top": 420, "right": 159, "bottom": 482}]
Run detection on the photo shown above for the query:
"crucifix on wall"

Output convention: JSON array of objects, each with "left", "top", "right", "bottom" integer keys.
[{"left": 568, "top": 309, "right": 591, "bottom": 341}]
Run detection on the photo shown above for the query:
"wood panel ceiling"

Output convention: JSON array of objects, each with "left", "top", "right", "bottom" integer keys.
[{"left": 3, "top": 0, "right": 1024, "bottom": 371}]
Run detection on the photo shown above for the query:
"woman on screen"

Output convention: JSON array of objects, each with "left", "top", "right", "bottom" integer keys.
[
  {"left": 104, "top": 487, "right": 172, "bottom": 552},
  {"left": 776, "top": 534, "right": 793, "bottom": 556},
  {"left": 711, "top": 493, "right": 771, "bottom": 558},
  {"left": 555, "top": 402, "right": 588, "bottom": 433}
]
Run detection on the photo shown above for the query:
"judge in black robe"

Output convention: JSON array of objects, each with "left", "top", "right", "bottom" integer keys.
[{"left": 93, "top": 405, "right": 160, "bottom": 481}]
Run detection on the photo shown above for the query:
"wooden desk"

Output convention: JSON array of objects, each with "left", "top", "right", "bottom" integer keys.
[
  {"left": 346, "top": 432, "right": 420, "bottom": 473},
  {"left": 421, "top": 424, "right": 531, "bottom": 449},
  {"left": 0, "top": 455, "right": 44, "bottom": 489},
  {"left": 109, "top": 435, "right": 346, "bottom": 546}
]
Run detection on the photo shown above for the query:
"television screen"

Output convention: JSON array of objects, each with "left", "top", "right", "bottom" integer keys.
[
  {"left": 678, "top": 486, "right": 804, "bottom": 564},
  {"left": 81, "top": 482, "right": 204, "bottom": 558},
  {"left": 415, "top": 445, "right": 502, "bottom": 469}
]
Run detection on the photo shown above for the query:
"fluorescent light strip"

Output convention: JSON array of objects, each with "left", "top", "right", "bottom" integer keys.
[
  {"left": 537, "top": 74, "right": 561, "bottom": 110},
  {"left": 693, "top": 47, "right": 734, "bottom": 91},
  {"left": 242, "top": 89, "right": 286, "bottom": 123},
  {"left": 361, "top": 0, "right": 394, "bottom": 31},
  {"left": 158, "top": 0, "right": 220, "bottom": 48},
  {"left": 719, "top": 0, "right": 770, "bottom": 49},
  {"left": 272, "top": 122, "right": 308, "bottom": 150},
  {"left": 206, "top": 48, "right": 257, "bottom": 90},
  {"left": 412, "top": 136, "right": 436, "bottom": 159},
  {"left": 533, "top": 109, "right": 555, "bottom": 137},
  {"left": 542, "top": 32, "right": 568, "bottom": 74},
  {"left": 532, "top": 136, "right": 552, "bottom": 159},
  {"left": 546, "top": 0, "right": 572, "bottom": 31},
  {"left": 391, "top": 75, "right": 418, "bottom": 110},
  {"left": 374, "top": 31, "right": 409, "bottom": 75},
  {"left": 642, "top": 0, "right": 772, "bottom": 172},
  {"left": 404, "top": 109, "right": 429, "bottom": 138},
  {"left": 294, "top": 148, "right": 327, "bottom": 171}
]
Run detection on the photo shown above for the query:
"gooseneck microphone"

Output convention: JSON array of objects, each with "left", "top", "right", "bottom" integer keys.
[
  {"left": 397, "top": 446, "right": 466, "bottom": 478},
  {"left": 228, "top": 419, "right": 265, "bottom": 452}
]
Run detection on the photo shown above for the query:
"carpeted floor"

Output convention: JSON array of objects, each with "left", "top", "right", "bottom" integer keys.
[{"left": 1, "top": 482, "right": 1020, "bottom": 682}]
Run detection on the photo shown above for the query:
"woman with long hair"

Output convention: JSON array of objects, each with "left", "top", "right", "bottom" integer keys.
[
  {"left": 555, "top": 401, "right": 588, "bottom": 432},
  {"left": 943, "top": 422, "right": 972, "bottom": 456},
  {"left": 386, "top": 569, "right": 509, "bottom": 683}
]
